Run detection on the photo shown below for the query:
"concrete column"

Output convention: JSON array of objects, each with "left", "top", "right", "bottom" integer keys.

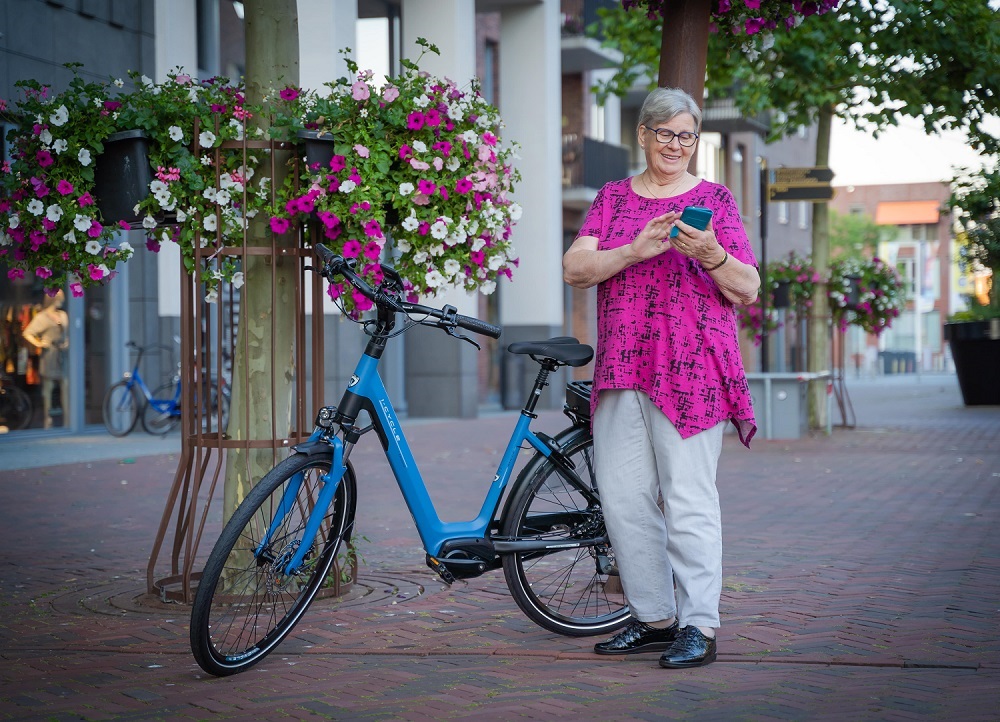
[
  {"left": 398, "top": 0, "right": 480, "bottom": 417},
  {"left": 298, "top": 0, "right": 356, "bottom": 91},
  {"left": 497, "top": 0, "right": 566, "bottom": 409}
]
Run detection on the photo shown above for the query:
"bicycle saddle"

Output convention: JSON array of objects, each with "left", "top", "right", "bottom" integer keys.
[{"left": 507, "top": 337, "right": 594, "bottom": 367}]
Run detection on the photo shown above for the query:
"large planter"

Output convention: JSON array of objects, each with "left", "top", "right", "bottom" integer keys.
[
  {"left": 944, "top": 319, "right": 1000, "bottom": 406},
  {"left": 94, "top": 129, "right": 153, "bottom": 229}
]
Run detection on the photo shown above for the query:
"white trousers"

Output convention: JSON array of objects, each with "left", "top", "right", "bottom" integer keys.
[{"left": 593, "top": 389, "right": 725, "bottom": 629}]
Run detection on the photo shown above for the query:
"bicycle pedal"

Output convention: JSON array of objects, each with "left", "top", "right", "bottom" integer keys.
[{"left": 426, "top": 555, "right": 458, "bottom": 586}]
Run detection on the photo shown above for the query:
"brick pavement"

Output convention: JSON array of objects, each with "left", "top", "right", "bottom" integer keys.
[{"left": 0, "top": 373, "right": 998, "bottom": 720}]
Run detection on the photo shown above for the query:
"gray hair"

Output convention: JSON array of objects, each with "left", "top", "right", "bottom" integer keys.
[{"left": 638, "top": 87, "right": 702, "bottom": 131}]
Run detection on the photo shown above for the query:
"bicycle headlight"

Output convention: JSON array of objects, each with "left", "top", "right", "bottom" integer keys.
[{"left": 315, "top": 405, "right": 337, "bottom": 429}]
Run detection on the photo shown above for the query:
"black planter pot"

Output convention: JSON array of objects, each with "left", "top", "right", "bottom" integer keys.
[
  {"left": 844, "top": 274, "right": 863, "bottom": 309},
  {"left": 94, "top": 129, "right": 153, "bottom": 229},
  {"left": 298, "top": 129, "right": 337, "bottom": 170},
  {"left": 944, "top": 319, "right": 1000, "bottom": 406},
  {"left": 772, "top": 280, "right": 791, "bottom": 309}
]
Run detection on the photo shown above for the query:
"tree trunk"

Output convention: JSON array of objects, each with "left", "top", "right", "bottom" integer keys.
[
  {"left": 807, "top": 103, "right": 834, "bottom": 432},
  {"left": 658, "top": 0, "right": 712, "bottom": 171},
  {"left": 658, "top": 0, "right": 712, "bottom": 103},
  {"left": 224, "top": 0, "right": 300, "bottom": 522}
]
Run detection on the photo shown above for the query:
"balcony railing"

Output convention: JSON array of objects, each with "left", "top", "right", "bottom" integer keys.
[{"left": 562, "top": 134, "right": 629, "bottom": 208}]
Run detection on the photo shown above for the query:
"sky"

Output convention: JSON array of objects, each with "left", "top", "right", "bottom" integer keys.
[{"left": 829, "top": 115, "right": 999, "bottom": 188}]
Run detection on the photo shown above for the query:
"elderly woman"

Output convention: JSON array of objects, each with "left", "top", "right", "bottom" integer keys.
[{"left": 563, "top": 87, "right": 759, "bottom": 668}]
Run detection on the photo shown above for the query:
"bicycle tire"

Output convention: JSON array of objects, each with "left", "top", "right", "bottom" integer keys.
[
  {"left": 190, "top": 452, "right": 357, "bottom": 677},
  {"left": 501, "top": 426, "right": 630, "bottom": 637},
  {"left": 102, "top": 380, "right": 141, "bottom": 437},
  {"left": 141, "top": 382, "right": 181, "bottom": 435},
  {"left": 0, "top": 385, "right": 33, "bottom": 430}
]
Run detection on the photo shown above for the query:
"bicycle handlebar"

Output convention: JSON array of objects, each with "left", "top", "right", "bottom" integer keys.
[{"left": 313, "top": 243, "right": 503, "bottom": 340}]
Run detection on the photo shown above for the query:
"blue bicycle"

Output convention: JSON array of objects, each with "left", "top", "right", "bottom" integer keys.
[{"left": 189, "top": 244, "right": 628, "bottom": 676}]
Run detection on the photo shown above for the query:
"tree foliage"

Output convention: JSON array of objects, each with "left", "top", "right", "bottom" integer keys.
[{"left": 592, "top": 0, "right": 1000, "bottom": 155}]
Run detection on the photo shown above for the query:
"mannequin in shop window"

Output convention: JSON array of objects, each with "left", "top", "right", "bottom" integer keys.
[{"left": 23, "top": 290, "right": 68, "bottom": 429}]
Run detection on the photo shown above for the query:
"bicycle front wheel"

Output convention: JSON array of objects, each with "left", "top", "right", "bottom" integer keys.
[
  {"left": 141, "top": 382, "right": 180, "bottom": 435},
  {"left": 190, "top": 452, "right": 357, "bottom": 677},
  {"left": 0, "top": 385, "right": 33, "bottom": 430},
  {"left": 501, "top": 427, "right": 630, "bottom": 637},
  {"left": 102, "top": 380, "right": 141, "bottom": 436}
]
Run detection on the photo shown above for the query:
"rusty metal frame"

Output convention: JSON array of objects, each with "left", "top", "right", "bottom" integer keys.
[{"left": 145, "top": 132, "right": 350, "bottom": 603}]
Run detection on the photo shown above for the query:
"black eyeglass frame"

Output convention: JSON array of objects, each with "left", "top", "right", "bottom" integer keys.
[{"left": 643, "top": 125, "right": 700, "bottom": 147}]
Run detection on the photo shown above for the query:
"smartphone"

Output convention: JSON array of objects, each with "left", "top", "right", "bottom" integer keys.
[{"left": 669, "top": 205, "right": 714, "bottom": 238}]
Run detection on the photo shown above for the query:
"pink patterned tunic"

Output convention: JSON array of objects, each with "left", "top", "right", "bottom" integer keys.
[{"left": 578, "top": 178, "right": 757, "bottom": 447}]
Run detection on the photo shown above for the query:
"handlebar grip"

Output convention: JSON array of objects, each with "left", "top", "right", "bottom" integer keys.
[
  {"left": 455, "top": 314, "right": 502, "bottom": 339},
  {"left": 314, "top": 243, "right": 337, "bottom": 266}
]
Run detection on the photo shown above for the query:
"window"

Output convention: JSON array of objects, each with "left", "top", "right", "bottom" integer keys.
[{"left": 482, "top": 41, "right": 498, "bottom": 105}]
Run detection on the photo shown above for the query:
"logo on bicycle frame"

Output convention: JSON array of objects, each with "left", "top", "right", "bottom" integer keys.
[{"left": 349, "top": 374, "right": 359, "bottom": 387}]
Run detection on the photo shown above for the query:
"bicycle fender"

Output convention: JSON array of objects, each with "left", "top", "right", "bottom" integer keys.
[{"left": 292, "top": 440, "right": 334, "bottom": 457}]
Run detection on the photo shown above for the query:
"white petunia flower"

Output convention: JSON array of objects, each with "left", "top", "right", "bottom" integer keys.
[
  {"left": 27, "top": 200, "right": 45, "bottom": 216},
  {"left": 45, "top": 204, "right": 63, "bottom": 222},
  {"left": 142, "top": 215, "right": 158, "bottom": 229},
  {"left": 412, "top": 140, "right": 427, "bottom": 153},
  {"left": 399, "top": 182, "right": 415, "bottom": 197},
  {"left": 215, "top": 189, "right": 231, "bottom": 206},
  {"left": 175, "top": 208, "right": 188, "bottom": 223},
  {"left": 201, "top": 155, "right": 213, "bottom": 166},
  {"left": 168, "top": 126, "right": 184, "bottom": 142},
  {"left": 429, "top": 244, "right": 444, "bottom": 257},
  {"left": 401, "top": 214, "right": 419, "bottom": 231},
  {"left": 231, "top": 272, "right": 245, "bottom": 289},
  {"left": 462, "top": 130, "right": 478, "bottom": 144},
  {"left": 63, "top": 231, "right": 77, "bottom": 244},
  {"left": 430, "top": 221, "right": 448, "bottom": 240},
  {"left": 413, "top": 251, "right": 428, "bottom": 264},
  {"left": 205, "top": 288, "right": 219, "bottom": 304},
  {"left": 203, "top": 188, "right": 218, "bottom": 203},
  {"left": 509, "top": 203, "right": 523, "bottom": 221},
  {"left": 488, "top": 253, "right": 506, "bottom": 271},
  {"left": 339, "top": 179, "right": 357, "bottom": 193},
  {"left": 150, "top": 180, "right": 168, "bottom": 194},
  {"left": 39, "top": 129, "right": 53, "bottom": 146},
  {"left": 85, "top": 240, "right": 102, "bottom": 254},
  {"left": 119, "top": 241, "right": 134, "bottom": 255},
  {"left": 229, "top": 119, "right": 244, "bottom": 141},
  {"left": 199, "top": 130, "right": 217, "bottom": 147},
  {"left": 78, "top": 149, "right": 92, "bottom": 166},
  {"left": 396, "top": 238, "right": 411, "bottom": 253},
  {"left": 480, "top": 279, "right": 497, "bottom": 295},
  {"left": 8, "top": 213, "right": 19, "bottom": 229},
  {"left": 446, "top": 156, "right": 461, "bottom": 172},
  {"left": 49, "top": 105, "right": 69, "bottom": 126},
  {"left": 74, "top": 214, "right": 92, "bottom": 231},
  {"left": 203, "top": 214, "right": 217, "bottom": 232},
  {"left": 141, "top": 75, "right": 154, "bottom": 87},
  {"left": 52, "top": 139, "right": 68, "bottom": 154},
  {"left": 443, "top": 259, "right": 461, "bottom": 277},
  {"left": 425, "top": 269, "right": 444, "bottom": 288}
]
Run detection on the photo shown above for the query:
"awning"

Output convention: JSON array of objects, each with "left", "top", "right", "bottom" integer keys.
[{"left": 874, "top": 200, "right": 941, "bottom": 225}]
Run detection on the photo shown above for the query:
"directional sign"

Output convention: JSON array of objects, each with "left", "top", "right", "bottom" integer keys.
[
  {"left": 771, "top": 167, "right": 835, "bottom": 186},
  {"left": 768, "top": 184, "right": 836, "bottom": 202}
]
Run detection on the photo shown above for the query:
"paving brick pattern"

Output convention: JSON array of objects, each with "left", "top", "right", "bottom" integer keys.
[{"left": 0, "top": 374, "right": 998, "bottom": 720}]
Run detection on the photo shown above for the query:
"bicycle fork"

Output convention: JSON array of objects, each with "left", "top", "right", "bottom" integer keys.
[{"left": 255, "top": 436, "right": 348, "bottom": 576}]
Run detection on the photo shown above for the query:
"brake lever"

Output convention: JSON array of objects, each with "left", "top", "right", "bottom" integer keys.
[{"left": 444, "top": 325, "right": 481, "bottom": 350}]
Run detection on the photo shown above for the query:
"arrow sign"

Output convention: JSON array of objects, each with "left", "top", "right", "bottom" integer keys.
[
  {"left": 771, "top": 167, "right": 835, "bottom": 186},
  {"left": 768, "top": 184, "right": 836, "bottom": 202}
]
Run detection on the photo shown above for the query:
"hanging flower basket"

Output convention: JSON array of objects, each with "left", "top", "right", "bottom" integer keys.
[
  {"left": 772, "top": 280, "right": 792, "bottom": 309},
  {"left": 94, "top": 129, "right": 153, "bottom": 229},
  {"left": 297, "top": 129, "right": 337, "bottom": 171}
]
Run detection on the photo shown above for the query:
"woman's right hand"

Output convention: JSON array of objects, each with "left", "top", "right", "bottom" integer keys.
[{"left": 630, "top": 211, "right": 680, "bottom": 260}]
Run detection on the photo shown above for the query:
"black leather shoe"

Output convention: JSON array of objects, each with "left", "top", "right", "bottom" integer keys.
[
  {"left": 594, "top": 620, "right": 678, "bottom": 655},
  {"left": 658, "top": 626, "right": 717, "bottom": 668}
]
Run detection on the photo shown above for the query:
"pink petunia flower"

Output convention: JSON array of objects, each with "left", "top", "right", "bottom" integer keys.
[
  {"left": 36, "top": 150, "right": 54, "bottom": 167},
  {"left": 270, "top": 217, "right": 291, "bottom": 234},
  {"left": 329, "top": 155, "right": 347, "bottom": 173},
  {"left": 88, "top": 220, "right": 103, "bottom": 238},
  {"left": 69, "top": 282, "right": 84, "bottom": 297},
  {"left": 362, "top": 241, "right": 382, "bottom": 260},
  {"left": 383, "top": 86, "right": 400, "bottom": 102},
  {"left": 35, "top": 266, "right": 53, "bottom": 279},
  {"left": 351, "top": 81, "right": 370, "bottom": 101},
  {"left": 406, "top": 111, "right": 425, "bottom": 130},
  {"left": 363, "top": 220, "right": 382, "bottom": 238},
  {"left": 8, "top": 268, "right": 26, "bottom": 280},
  {"left": 56, "top": 179, "right": 74, "bottom": 195},
  {"left": 146, "top": 238, "right": 160, "bottom": 252},
  {"left": 342, "top": 239, "right": 362, "bottom": 258},
  {"left": 353, "top": 144, "right": 370, "bottom": 158},
  {"left": 88, "top": 264, "right": 105, "bottom": 281},
  {"left": 279, "top": 87, "right": 300, "bottom": 101},
  {"left": 78, "top": 192, "right": 94, "bottom": 206}
]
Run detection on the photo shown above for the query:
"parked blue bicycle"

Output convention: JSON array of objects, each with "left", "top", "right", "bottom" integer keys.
[
  {"left": 102, "top": 340, "right": 230, "bottom": 436},
  {"left": 189, "top": 244, "right": 628, "bottom": 676}
]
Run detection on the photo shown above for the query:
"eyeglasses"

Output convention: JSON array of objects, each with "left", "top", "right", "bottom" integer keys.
[{"left": 643, "top": 126, "right": 700, "bottom": 147}]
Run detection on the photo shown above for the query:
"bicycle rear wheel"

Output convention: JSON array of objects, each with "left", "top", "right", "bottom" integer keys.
[
  {"left": 102, "top": 380, "right": 141, "bottom": 436},
  {"left": 190, "top": 452, "right": 357, "bottom": 677},
  {"left": 501, "top": 426, "right": 630, "bottom": 636},
  {"left": 141, "top": 382, "right": 181, "bottom": 435}
]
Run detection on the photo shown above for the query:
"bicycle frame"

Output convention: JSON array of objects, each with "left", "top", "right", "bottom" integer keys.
[{"left": 275, "top": 350, "right": 557, "bottom": 575}]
